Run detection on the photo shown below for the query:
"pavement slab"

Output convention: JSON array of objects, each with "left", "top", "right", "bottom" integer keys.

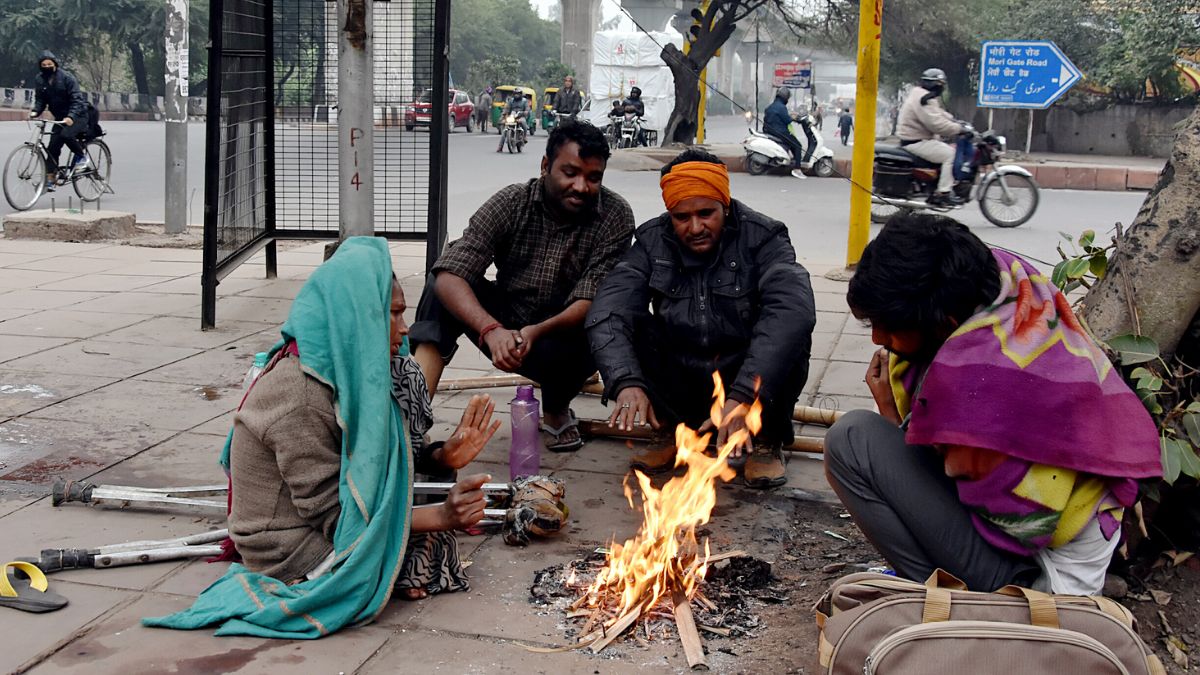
[
  {"left": 26, "top": 593, "right": 396, "bottom": 675},
  {"left": 0, "top": 289, "right": 104, "bottom": 310},
  {"left": 30, "top": 379, "right": 237, "bottom": 433},
  {"left": 0, "top": 370, "right": 118, "bottom": 418},
  {"left": 10, "top": 255, "right": 132, "bottom": 275},
  {"left": 67, "top": 292, "right": 201, "bottom": 317},
  {"left": 90, "top": 431, "right": 232, "bottom": 488},
  {"left": 0, "top": 334, "right": 74, "bottom": 364},
  {"left": 133, "top": 331, "right": 277, "bottom": 387},
  {"left": 0, "top": 309, "right": 147, "bottom": 340},
  {"left": 36, "top": 274, "right": 176, "bottom": 293},
  {"left": 0, "top": 581, "right": 137, "bottom": 674},
  {"left": 3, "top": 339, "right": 201, "bottom": 378},
  {"left": 0, "top": 416, "right": 178, "bottom": 484},
  {"left": 101, "top": 316, "right": 268, "bottom": 351}
]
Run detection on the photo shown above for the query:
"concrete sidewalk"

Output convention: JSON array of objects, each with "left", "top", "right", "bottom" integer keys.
[
  {"left": 623, "top": 144, "right": 1165, "bottom": 192},
  {"left": 0, "top": 238, "right": 876, "bottom": 673}
]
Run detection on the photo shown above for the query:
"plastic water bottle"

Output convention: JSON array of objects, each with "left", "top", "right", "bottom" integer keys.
[
  {"left": 241, "top": 352, "right": 269, "bottom": 392},
  {"left": 509, "top": 385, "right": 541, "bottom": 481}
]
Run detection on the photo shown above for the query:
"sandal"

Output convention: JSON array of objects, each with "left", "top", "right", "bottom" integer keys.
[
  {"left": 540, "top": 408, "right": 584, "bottom": 453},
  {"left": 0, "top": 561, "right": 68, "bottom": 613}
]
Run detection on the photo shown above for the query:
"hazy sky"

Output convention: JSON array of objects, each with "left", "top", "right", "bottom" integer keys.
[{"left": 530, "top": 0, "right": 623, "bottom": 23}]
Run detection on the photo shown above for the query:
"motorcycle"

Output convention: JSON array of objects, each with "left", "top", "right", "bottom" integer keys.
[
  {"left": 871, "top": 127, "right": 1039, "bottom": 228},
  {"left": 499, "top": 112, "right": 527, "bottom": 154},
  {"left": 742, "top": 113, "right": 836, "bottom": 177},
  {"left": 617, "top": 110, "right": 644, "bottom": 149}
]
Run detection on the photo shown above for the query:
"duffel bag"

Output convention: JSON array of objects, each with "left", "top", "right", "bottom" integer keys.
[{"left": 814, "top": 569, "right": 1164, "bottom": 675}]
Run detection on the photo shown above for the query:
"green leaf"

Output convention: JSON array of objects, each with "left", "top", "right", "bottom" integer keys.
[
  {"left": 1137, "top": 388, "right": 1163, "bottom": 415},
  {"left": 1051, "top": 262, "right": 1069, "bottom": 290},
  {"left": 1162, "top": 437, "right": 1182, "bottom": 484},
  {"left": 1184, "top": 413, "right": 1200, "bottom": 447},
  {"left": 1179, "top": 443, "right": 1200, "bottom": 480},
  {"left": 1064, "top": 258, "right": 1091, "bottom": 280},
  {"left": 1107, "top": 334, "right": 1160, "bottom": 365},
  {"left": 1079, "top": 230, "right": 1096, "bottom": 248},
  {"left": 1089, "top": 254, "right": 1108, "bottom": 279},
  {"left": 1130, "top": 367, "right": 1153, "bottom": 380},
  {"left": 1186, "top": 401, "right": 1200, "bottom": 413}
]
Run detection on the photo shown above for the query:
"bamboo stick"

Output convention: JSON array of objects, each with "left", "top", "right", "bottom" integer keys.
[
  {"left": 577, "top": 420, "right": 825, "bottom": 454},
  {"left": 590, "top": 603, "right": 645, "bottom": 653},
  {"left": 672, "top": 588, "right": 709, "bottom": 670},
  {"left": 436, "top": 375, "right": 845, "bottom": 426}
]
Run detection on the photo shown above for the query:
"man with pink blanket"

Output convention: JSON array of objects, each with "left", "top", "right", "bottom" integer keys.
[{"left": 825, "top": 214, "right": 1161, "bottom": 595}]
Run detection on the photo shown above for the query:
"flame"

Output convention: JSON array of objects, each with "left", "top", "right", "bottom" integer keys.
[{"left": 583, "top": 372, "right": 762, "bottom": 622}]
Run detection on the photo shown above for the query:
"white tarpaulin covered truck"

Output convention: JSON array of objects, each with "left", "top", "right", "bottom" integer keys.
[{"left": 587, "top": 29, "right": 683, "bottom": 138}]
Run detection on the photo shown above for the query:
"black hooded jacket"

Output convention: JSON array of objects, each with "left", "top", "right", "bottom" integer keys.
[
  {"left": 33, "top": 51, "right": 87, "bottom": 121},
  {"left": 586, "top": 200, "right": 816, "bottom": 407}
]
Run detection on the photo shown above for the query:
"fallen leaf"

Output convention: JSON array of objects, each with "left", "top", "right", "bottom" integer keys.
[
  {"left": 1158, "top": 610, "right": 1173, "bottom": 635},
  {"left": 1168, "top": 551, "right": 1194, "bottom": 567},
  {"left": 1166, "top": 636, "right": 1190, "bottom": 669},
  {"left": 1151, "top": 589, "right": 1173, "bottom": 606}
]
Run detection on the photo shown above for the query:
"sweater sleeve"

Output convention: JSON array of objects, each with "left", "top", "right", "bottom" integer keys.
[{"left": 262, "top": 383, "right": 343, "bottom": 541}]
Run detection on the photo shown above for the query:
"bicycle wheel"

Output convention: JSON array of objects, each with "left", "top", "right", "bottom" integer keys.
[
  {"left": 73, "top": 140, "right": 112, "bottom": 202},
  {"left": 3, "top": 144, "right": 46, "bottom": 211}
]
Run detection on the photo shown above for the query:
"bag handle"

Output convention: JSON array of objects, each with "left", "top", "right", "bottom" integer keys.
[{"left": 920, "top": 569, "right": 1061, "bottom": 629}]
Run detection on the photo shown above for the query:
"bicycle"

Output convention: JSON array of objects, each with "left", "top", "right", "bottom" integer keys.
[{"left": 3, "top": 119, "right": 113, "bottom": 211}]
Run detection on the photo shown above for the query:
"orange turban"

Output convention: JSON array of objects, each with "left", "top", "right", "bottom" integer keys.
[{"left": 659, "top": 161, "right": 731, "bottom": 211}]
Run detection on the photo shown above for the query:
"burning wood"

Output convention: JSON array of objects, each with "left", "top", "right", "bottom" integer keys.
[{"left": 559, "top": 374, "right": 764, "bottom": 665}]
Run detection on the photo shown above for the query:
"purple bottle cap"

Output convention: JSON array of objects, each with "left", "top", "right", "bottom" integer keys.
[{"left": 516, "top": 384, "right": 536, "bottom": 400}]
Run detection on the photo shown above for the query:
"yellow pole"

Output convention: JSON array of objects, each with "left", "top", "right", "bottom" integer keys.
[
  {"left": 697, "top": 67, "right": 708, "bottom": 143},
  {"left": 845, "top": 0, "right": 883, "bottom": 267}
]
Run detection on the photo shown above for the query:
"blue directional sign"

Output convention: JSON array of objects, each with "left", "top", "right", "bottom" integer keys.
[{"left": 978, "top": 41, "right": 1081, "bottom": 109}]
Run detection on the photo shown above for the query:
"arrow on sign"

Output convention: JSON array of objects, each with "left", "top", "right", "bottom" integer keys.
[{"left": 978, "top": 40, "right": 1082, "bottom": 109}]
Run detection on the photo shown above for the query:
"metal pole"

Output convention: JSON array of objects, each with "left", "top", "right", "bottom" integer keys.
[
  {"left": 426, "top": 0, "right": 451, "bottom": 273},
  {"left": 337, "top": 0, "right": 374, "bottom": 239},
  {"left": 1025, "top": 110, "right": 1034, "bottom": 154},
  {"left": 845, "top": 0, "right": 883, "bottom": 268},
  {"left": 754, "top": 18, "right": 760, "bottom": 132},
  {"left": 987, "top": 108, "right": 994, "bottom": 131},
  {"left": 200, "top": 0, "right": 224, "bottom": 330},
  {"left": 164, "top": 0, "right": 189, "bottom": 235}
]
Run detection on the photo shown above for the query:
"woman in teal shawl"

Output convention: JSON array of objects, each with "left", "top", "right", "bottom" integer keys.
[{"left": 145, "top": 237, "right": 497, "bottom": 638}]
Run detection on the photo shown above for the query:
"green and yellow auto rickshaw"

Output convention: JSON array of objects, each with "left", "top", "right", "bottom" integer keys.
[
  {"left": 491, "top": 85, "right": 538, "bottom": 135},
  {"left": 541, "top": 87, "right": 559, "bottom": 131}
]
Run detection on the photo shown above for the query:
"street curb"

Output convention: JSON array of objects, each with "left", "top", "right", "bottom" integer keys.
[{"left": 620, "top": 147, "right": 1162, "bottom": 192}]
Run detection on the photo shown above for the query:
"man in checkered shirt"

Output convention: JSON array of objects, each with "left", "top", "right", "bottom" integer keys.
[{"left": 411, "top": 120, "right": 635, "bottom": 452}]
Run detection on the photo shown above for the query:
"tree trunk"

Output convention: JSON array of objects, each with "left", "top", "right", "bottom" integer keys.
[
  {"left": 1079, "top": 106, "right": 1200, "bottom": 362},
  {"left": 661, "top": 43, "right": 700, "bottom": 145},
  {"left": 128, "top": 41, "right": 150, "bottom": 98}
]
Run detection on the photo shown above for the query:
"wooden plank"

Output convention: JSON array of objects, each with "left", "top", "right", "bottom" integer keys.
[
  {"left": 590, "top": 603, "right": 645, "bottom": 653},
  {"left": 672, "top": 588, "right": 710, "bottom": 670},
  {"left": 578, "top": 420, "right": 825, "bottom": 453}
]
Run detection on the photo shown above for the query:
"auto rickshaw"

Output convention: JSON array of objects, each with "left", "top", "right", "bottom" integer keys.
[
  {"left": 541, "top": 87, "right": 559, "bottom": 131},
  {"left": 491, "top": 85, "right": 538, "bottom": 135}
]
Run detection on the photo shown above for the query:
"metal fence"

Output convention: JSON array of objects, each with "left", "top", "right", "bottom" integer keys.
[{"left": 202, "top": 0, "right": 449, "bottom": 328}]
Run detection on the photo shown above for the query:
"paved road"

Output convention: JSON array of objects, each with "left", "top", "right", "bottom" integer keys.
[{"left": 0, "top": 118, "right": 1148, "bottom": 267}]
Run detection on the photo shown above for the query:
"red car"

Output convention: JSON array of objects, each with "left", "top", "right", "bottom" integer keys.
[{"left": 405, "top": 88, "right": 475, "bottom": 132}]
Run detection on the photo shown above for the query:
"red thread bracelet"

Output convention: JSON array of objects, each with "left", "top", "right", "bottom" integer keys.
[{"left": 477, "top": 322, "right": 503, "bottom": 348}]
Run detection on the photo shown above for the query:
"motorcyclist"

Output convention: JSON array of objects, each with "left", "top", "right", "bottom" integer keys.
[
  {"left": 497, "top": 92, "right": 530, "bottom": 152},
  {"left": 762, "top": 87, "right": 807, "bottom": 179},
  {"left": 896, "top": 68, "right": 968, "bottom": 207},
  {"left": 621, "top": 87, "right": 647, "bottom": 147}
]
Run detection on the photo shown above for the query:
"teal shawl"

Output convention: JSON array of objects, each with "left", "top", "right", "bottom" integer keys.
[{"left": 144, "top": 237, "right": 412, "bottom": 638}]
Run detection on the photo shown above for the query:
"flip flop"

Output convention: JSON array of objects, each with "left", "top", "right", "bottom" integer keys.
[
  {"left": 540, "top": 408, "right": 584, "bottom": 453},
  {"left": 0, "top": 561, "right": 68, "bottom": 613}
]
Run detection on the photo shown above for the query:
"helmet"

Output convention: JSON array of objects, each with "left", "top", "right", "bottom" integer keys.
[
  {"left": 629, "top": 86, "right": 641, "bottom": 98},
  {"left": 776, "top": 86, "right": 791, "bottom": 102},
  {"left": 920, "top": 68, "right": 947, "bottom": 88}
]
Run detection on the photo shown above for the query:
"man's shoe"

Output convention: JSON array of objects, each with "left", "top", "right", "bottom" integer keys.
[
  {"left": 743, "top": 443, "right": 787, "bottom": 489},
  {"left": 630, "top": 437, "right": 678, "bottom": 475},
  {"left": 927, "top": 192, "right": 963, "bottom": 208},
  {"left": 790, "top": 169, "right": 807, "bottom": 180}
]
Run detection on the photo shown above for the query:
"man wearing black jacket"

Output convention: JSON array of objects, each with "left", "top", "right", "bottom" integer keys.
[
  {"left": 586, "top": 149, "right": 816, "bottom": 488},
  {"left": 30, "top": 51, "right": 88, "bottom": 187}
]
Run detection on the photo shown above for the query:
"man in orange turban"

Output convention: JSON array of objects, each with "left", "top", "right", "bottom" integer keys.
[{"left": 586, "top": 149, "right": 816, "bottom": 488}]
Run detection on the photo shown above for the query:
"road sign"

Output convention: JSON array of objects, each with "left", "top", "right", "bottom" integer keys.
[
  {"left": 773, "top": 60, "right": 812, "bottom": 89},
  {"left": 978, "top": 41, "right": 1081, "bottom": 109}
]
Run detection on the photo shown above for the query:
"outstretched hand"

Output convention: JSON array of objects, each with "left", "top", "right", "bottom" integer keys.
[
  {"left": 698, "top": 398, "right": 754, "bottom": 458},
  {"left": 436, "top": 394, "right": 502, "bottom": 470}
]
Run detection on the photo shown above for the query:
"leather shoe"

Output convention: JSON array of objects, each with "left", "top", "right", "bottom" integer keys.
[
  {"left": 630, "top": 436, "right": 678, "bottom": 475},
  {"left": 743, "top": 443, "right": 787, "bottom": 489}
]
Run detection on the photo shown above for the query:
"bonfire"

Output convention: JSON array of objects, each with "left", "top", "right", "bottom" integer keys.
[{"left": 569, "top": 373, "right": 761, "bottom": 667}]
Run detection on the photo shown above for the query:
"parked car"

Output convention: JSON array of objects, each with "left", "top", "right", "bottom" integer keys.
[{"left": 405, "top": 89, "right": 475, "bottom": 132}]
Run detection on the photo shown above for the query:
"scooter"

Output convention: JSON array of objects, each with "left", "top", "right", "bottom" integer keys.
[
  {"left": 743, "top": 113, "right": 836, "bottom": 177},
  {"left": 870, "top": 126, "right": 1039, "bottom": 228}
]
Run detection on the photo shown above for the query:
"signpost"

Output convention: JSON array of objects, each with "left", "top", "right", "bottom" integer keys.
[{"left": 978, "top": 41, "right": 1081, "bottom": 152}]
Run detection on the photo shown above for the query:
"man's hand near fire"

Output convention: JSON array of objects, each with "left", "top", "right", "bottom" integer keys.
[
  {"left": 608, "top": 386, "right": 660, "bottom": 432},
  {"left": 699, "top": 399, "right": 754, "bottom": 458}
]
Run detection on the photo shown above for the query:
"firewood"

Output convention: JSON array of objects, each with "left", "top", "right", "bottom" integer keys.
[
  {"left": 698, "top": 625, "right": 732, "bottom": 637},
  {"left": 590, "top": 603, "right": 646, "bottom": 653},
  {"left": 672, "top": 588, "right": 710, "bottom": 670},
  {"left": 578, "top": 420, "right": 826, "bottom": 453}
]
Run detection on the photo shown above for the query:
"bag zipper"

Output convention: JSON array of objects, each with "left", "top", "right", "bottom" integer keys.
[{"left": 862, "top": 621, "right": 1131, "bottom": 675}]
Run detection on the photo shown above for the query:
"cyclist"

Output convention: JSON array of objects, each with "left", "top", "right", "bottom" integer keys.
[{"left": 30, "top": 50, "right": 89, "bottom": 191}]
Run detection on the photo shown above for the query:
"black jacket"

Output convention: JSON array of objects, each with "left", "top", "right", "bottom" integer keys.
[
  {"left": 32, "top": 51, "right": 86, "bottom": 121},
  {"left": 622, "top": 96, "right": 645, "bottom": 116},
  {"left": 553, "top": 87, "right": 582, "bottom": 116},
  {"left": 586, "top": 200, "right": 815, "bottom": 406}
]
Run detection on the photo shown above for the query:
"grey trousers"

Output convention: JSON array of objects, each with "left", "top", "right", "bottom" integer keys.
[{"left": 824, "top": 409, "right": 1039, "bottom": 591}]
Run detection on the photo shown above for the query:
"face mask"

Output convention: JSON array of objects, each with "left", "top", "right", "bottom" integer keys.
[{"left": 40, "top": 66, "right": 54, "bottom": 76}]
